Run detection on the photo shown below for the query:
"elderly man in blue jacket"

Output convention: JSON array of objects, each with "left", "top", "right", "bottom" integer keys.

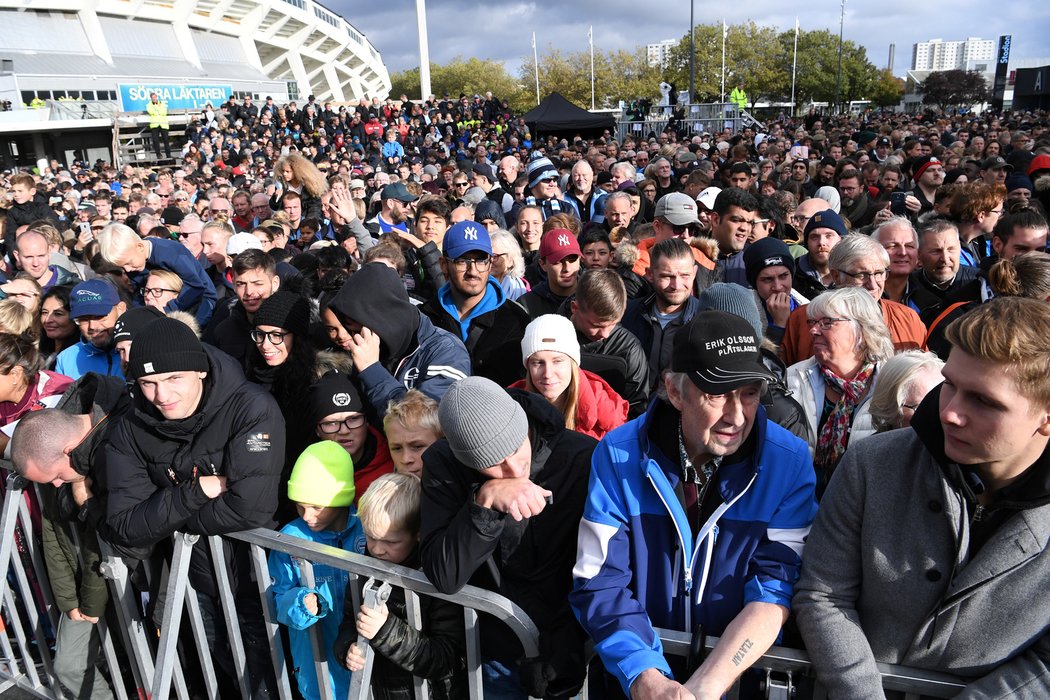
[{"left": 570, "top": 310, "right": 817, "bottom": 699}]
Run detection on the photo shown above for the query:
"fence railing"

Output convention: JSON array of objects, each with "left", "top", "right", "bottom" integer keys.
[
  {"left": 0, "top": 473, "right": 968, "bottom": 700},
  {"left": 616, "top": 103, "right": 767, "bottom": 144}
]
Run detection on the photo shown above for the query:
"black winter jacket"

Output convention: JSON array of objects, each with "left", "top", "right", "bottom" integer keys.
[
  {"left": 105, "top": 345, "right": 285, "bottom": 595},
  {"left": 333, "top": 550, "right": 467, "bottom": 700},
  {"left": 420, "top": 292, "right": 529, "bottom": 388},
  {"left": 420, "top": 391, "right": 595, "bottom": 698}
]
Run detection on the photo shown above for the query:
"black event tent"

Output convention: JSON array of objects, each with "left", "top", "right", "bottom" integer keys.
[{"left": 521, "top": 92, "right": 616, "bottom": 137}]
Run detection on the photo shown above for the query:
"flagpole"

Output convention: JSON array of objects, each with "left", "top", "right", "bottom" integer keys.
[
  {"left": 589, "top": 25, "right": 595, "bottom": 110},
  {"left": 791, "top": 17, "right": 799, "bottom": 116},
  {"left": 532, "top": 32, "right": 540, "bottom": 106},
  {"left": 720, "top": 18, "right": 727, "bottom": 103}
]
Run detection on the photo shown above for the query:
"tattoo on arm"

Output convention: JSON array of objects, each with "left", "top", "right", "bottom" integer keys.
[{"left": 730, "top": 638, "right": 754, "bottom": 667}]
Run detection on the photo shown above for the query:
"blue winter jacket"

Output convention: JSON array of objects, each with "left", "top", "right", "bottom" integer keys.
[
  {"left": 569, "top": 401, "right": 817, "bottom": 695},
  {"left": 55, "top": 339, "right": 123, "bottom": 380},
  {"left": 268, "top": 516, "right": 367, "bottom": 700}
]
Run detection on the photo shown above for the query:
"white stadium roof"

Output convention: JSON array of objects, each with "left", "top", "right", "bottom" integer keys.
[{"left": 0, "top": 0, "right": 391, "bottom": 102}]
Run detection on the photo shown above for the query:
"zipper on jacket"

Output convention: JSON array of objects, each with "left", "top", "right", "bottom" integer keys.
[{"left": 646, "top": 472, "right": 693, "bottom": 592}]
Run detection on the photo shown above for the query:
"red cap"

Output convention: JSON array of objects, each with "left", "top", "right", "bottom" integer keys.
[
  {"left": 1028, "top": 154, "right": 1050, "bottom": 177},
  {"left": 539, "top": 228, "right": 582, "bottom": 263}
]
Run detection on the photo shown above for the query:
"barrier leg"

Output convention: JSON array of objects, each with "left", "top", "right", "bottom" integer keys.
[
  {"left": 247, "top": 542, "right": 293, "bottom": 700},
  {"left": 296, "top": 559, "right": 334, "bottom": 700},
  {"left": 150, "top": 533, "right": 195, "bottom": 700},
  {"left": 206, "top": 537, "right": 251, "bottom": 699}
]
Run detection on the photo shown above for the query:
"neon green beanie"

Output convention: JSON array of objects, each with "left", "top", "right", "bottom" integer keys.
[{"left": 287, "top": 441, "right": 355, "bottom": 507}]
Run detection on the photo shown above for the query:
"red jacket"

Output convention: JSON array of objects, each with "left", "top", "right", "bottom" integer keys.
[
  {"left": 511, "top": 368, "right": 628, "bottom": 441},
  {"left": 355, "top": 426, "right": 394, "bottom": 504}
]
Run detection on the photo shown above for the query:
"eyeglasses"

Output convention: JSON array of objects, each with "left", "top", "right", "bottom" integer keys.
[
  {"left": 446, "top": 256, "right": 492, "bottom": 271},
  {"left": 789, "top": 214, "right": 808, "bottom": 224},
  {"left": 142, "top": 287, "right": 178, "bottom": 298},
  {"left": 750, "top": 218, "right": 770, "bottom": 228},
  {"left": 988, "top": 207, "right": 1004, "bottom": 215},
  {"left": 660, "top": 220, "right": 694, "bottom": 236},
  {"left": 490, "top": 252, "right": 507, "bottom": 262},
  {"left": 540, "top": 177, "right": 559, "bottom": 184},
  {"left": 317, "top": 414, "right": 366, "bottom": 433},
  {"left": 839, "top": 268, "right": 889, "bottom": 283},
  {"left": 210, "top": 209, "right": 230, "bottom": 215},
  {"left": 250, "top": 329, "right": 289, "bottom": 345},
  {"left": 453, "top": 181, "right": 468, "bottom": 187},
  {"left": 805, "top": 316, "right": 851, "bottom": 330},
  {"left": 179, "top": 229, "right": 203, "bottom": 238}
]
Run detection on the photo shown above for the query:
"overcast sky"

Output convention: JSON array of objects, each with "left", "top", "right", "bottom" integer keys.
[{"left": 329, "top": 0, "right": 1050, "bottom": 79}]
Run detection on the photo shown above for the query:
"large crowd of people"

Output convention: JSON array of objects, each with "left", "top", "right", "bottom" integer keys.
[{"left": 1, "top": 90, "right": 1050, "bottom": 699}]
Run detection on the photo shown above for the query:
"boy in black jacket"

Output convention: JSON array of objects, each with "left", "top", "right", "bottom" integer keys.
[{"left": 335, "top": 473, "right": 466, "bottom": 699}]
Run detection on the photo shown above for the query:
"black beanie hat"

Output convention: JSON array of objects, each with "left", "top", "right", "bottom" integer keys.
[
  {"left": 128, "top": 317, "right": 208, "bottom": 379},
  {"left": 743, "top": 237, "right": 796, "bottom": 288},
  {"left": 253, "top": 291, "right": 310, "bottom": 338},
  {"left": 113, "top": 306, "right": 164, "bottom": 344},
  {"left": 308, "top": 371, "right": 364, "bottom": 424}
]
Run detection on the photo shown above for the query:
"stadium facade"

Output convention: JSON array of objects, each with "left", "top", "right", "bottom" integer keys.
[{"left": 0, "top": 0, "right": 391, "bottom": 168}]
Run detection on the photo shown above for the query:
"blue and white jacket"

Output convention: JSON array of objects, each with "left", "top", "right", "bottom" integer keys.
[
  {"left": 268, "top": 516, "right": 366, "bottom": 700},
  {"left": 569, "top": 401, "right": 817, "bottom": 695}
]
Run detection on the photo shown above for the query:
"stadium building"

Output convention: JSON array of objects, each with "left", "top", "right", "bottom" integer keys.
[{"left": 0, "top": 0, "right": 391, "bottom": 169}]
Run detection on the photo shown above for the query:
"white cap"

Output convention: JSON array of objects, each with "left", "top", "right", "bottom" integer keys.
[
  {"left": 227, "top": 232, "right": 264, "bottom": 256},
  {"left": 349, "top": 179, "right": 366, "bottom": 191},
  {"left": 697, "top": 186, "right": 722, "bottom": 211},
  {"left": 520, "top": 314, "right": 580, "bottom": 367}
]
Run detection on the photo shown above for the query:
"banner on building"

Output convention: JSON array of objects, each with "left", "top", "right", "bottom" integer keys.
[
  {"left": 118, "top": 83, "right": 233, "bottom": 112},
  {"left": 991, "top": 35, "right": 1011, "bottom": 112}
]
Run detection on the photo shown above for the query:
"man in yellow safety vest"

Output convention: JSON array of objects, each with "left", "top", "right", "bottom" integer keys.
[{"left": 147, "top": 92, "right": 171, "bottom": 160}]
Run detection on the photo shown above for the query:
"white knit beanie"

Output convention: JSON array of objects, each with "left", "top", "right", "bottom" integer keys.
[{"left": 520, "top": 314, "right": 580, "bottom": 367}]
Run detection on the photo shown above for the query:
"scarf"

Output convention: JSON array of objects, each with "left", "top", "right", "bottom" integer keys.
[{"left": 815, "top": 361, "right": 875, "bottom": 471}]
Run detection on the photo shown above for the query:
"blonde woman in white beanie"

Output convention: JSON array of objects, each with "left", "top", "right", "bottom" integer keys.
[{"left": 510, "top": 314, "right": 628, "bottom": 440}]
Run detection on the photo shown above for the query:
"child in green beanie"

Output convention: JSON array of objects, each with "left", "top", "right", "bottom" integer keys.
[{"left": 268, "top": 440, "right": 366, "bottom": 700}]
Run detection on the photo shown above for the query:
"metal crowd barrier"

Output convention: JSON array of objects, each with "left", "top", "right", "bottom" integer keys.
[
  {"left": 616, "top": 103, "right": 743, "bottom": 143},
  {"left": 0, "top": 473, "right": 968, "bottom": 700}
]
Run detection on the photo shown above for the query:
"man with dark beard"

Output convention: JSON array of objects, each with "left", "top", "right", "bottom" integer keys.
[
  {"left": 837, "top": 167, "right": 876, "bottom": 229},
  {"left": 55, "top": 280, "right": 127, "bottom": 380}
]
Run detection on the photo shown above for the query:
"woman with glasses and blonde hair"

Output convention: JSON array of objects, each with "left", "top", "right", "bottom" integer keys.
[
  {"left": 141, "top": 270, "right": 183, "bottom": 311},
  {"left": 786, "top": 287, "right": 894, "bottom": 498},
  {"left": 488, "top": 229, "right": 529, "bottom": 301}
]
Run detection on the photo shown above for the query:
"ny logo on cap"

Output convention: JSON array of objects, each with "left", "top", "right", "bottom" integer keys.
[
  {"left": 463, "top": 226, "right": 478, "bottom": 241},
  {"left": 558, "top": 234, "right": 570, "bottom": 246}
]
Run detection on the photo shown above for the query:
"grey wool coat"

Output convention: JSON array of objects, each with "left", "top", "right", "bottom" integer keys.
[{"left": 793, "top": 392, "right": 1050, "bottom": 699}]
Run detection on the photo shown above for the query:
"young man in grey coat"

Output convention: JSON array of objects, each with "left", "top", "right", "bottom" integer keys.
[{"left": 794, "top": 296, "right": 1050, "bottom": 698}]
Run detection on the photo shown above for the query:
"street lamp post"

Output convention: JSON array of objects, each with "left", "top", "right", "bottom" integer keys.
[
  {"left": 416, "top": 0, "right": 431, "bottom": 100},
  {"left": 688, "top": 0, "right": 695, "bottom": 104},
  {"left": 835, "top": 0, "right": 846, "bottom": 113}
]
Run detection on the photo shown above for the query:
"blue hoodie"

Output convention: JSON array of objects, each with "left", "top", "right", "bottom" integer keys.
[
  {"left": 269, "top": 515, "right": 366, "bottom": 700},
  {"left": 436, "top": 277, "right": 504, "bottom": 342}
]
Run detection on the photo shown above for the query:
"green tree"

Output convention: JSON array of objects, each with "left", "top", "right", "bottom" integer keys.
[
  {"left": 920, "top": 69, "right": 990, "bottom": 111},
  {"left": 388, "top": 57, "right": 527, "bottom": 106},
  {"left": 774, "top": 29, "right": 880, "bottom": 109},
  {"left": 513, "top": 46, "right": 663, "bottom": 111},
  {"left": 665, "top": 22, "right": 787, "bottom": 105},
  {"left": 869, "top": 69, "right": 904, "bottom": 108}
]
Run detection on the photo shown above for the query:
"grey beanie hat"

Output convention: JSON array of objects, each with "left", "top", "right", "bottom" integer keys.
[
  {"left": 698, "top": 282, "right": 765, "bottom": 341},
  {"left": 439, "top": 376, "right": 528, "bottom": 470}
]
